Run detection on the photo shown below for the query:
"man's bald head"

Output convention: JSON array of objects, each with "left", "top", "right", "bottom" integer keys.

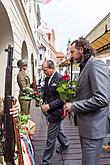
[
  {"left": 42, "top": 60, "right": 55, "bottom": 69},
  {"left": 42, "top": 60, "right": 55, "bottom": 76}
]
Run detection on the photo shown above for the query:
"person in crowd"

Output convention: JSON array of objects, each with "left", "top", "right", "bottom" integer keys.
[
  {"left": 63, "top": 70, "right": 70, "bottom": 81},
  {"left": 63, "top": 37, "right": 110, "bottom": 165},
  {"left": 103, "top": 141, "right": 110, "bottom": 152},
  {"left": 17, "top": 59, "right": 30, "bottom": 115},
  {"left": 40, "top": 60, "right": 69, "bottom": 165}
]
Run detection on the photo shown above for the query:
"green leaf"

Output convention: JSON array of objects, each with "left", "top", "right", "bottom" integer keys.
[
  {"left": 20, "top": 129, "right": 27, "bottom": 135},
  {"left": 62, "top": 84, "right": 67, "bottom": 89},
  {"left": 57, "top": 87, "right": 65, "bottom": 93},
  {"left": 18, "top": 113, "right": 31, "bottom": 126},
  {"left": 19, "top": 96, "right": 33, "bottom": 100},
  {"left": 56, "top": 79, "right": 79, "bottom": 102}
]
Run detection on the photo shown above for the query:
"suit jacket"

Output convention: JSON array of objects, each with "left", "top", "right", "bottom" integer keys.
[
  {"left": 43, "top": 72, "right": 64, "bottom": 123},
  {"left": 72, "top": 56, "right": 110, "bottom": 139}
]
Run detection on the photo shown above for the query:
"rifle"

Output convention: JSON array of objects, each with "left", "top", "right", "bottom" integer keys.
[{"left": 3, "top": 45, "right": 24, "bottom": 165}]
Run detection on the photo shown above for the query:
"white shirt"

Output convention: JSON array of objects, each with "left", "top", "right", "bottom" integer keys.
[{"left": 48, "top": 71, "right": 56, "bottom": 85}]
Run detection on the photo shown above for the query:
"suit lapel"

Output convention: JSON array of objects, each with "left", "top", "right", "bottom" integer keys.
[
  {"left": 75, "top": 56, "right": 94, "bottom": 96},
  {"left": 44, "top": 72, "right": 57, "bottom": 94},
  {"left": 78, "top": 56, "right": 94, "bottom": 81},
  {"left": 48, "top": 72, "right": 58, "bottom": 87},
  {"left": 44, "top": 77, "right": 50, "bottom": 94}
]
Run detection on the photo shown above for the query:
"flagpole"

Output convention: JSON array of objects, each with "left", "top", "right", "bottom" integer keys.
[{"left": 70, "top": 58, "right": 73, "bottom": 81}]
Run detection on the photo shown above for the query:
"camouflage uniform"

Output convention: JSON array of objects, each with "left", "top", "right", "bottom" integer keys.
[{"left": 17, "top": 70, "right": 30, "bottom": 115}]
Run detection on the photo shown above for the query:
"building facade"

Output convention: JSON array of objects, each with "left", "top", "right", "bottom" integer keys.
[
  {"left": 59, "top": 12, "right": 110, "bottom": 78},
  {"left": 37, "top": 23, "right": 65, "bottom": 84},
  {"left": 0, "top": 0, "right": 41, "bottom": 99},
  {"left": 86, "top": 12, "right": 110, "bottom": 67}
]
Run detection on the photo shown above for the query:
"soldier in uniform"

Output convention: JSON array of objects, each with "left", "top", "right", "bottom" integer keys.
[{"left": 17, "top": 59, "right": 30, "bottom": 115}]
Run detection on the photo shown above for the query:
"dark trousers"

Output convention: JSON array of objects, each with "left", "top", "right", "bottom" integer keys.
[{"left": 42, "top": 122, "right": 69, "bottom": 165}]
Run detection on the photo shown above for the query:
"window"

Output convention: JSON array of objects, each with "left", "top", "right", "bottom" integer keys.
[{"left": 40, "top": 54, "right": 42, "bottom": 60}]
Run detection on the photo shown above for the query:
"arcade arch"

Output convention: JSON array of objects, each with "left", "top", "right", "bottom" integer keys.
[{"left": 0, "top": 2, "right": 14, "bottom": 96}]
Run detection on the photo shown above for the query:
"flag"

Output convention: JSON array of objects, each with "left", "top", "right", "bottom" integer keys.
[
  {"left": 38, "top": 22, "right": 52, "bottom": 35},
  {"left": 36, "top": 0, "right": 52, "bottom": 4}
]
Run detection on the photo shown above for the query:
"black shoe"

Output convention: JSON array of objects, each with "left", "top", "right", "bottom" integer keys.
[{"left": 56, "top": 144, "right": 69, "bottom": 153}]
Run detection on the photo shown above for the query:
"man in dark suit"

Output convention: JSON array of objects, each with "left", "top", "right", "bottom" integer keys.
[
  {"left": 40, "top": 60, "right": 69, "bottom": 165},
  {"left": 64, "top": 37, "right": 110, "bottom": 165}
]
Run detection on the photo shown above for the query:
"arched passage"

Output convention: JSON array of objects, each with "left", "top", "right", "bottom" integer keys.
[{"left": 0, "top": 2, "right": 14, "bottom": 96}]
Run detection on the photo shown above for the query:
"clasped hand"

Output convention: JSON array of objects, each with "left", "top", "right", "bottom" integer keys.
[
  {"left": 41, "top": 102, "right": 72, "bottom": 117},
  {"left": 0, "top": 97, "right": 19, "bottom": 117},
  {"left": 63, "top": 102, "right": 72, "bottom": 118},
  {"left": 41, "top": 104, "right": 50, "bottom": 112}
]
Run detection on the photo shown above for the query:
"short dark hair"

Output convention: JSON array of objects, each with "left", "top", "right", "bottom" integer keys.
[
  {"left": 47, "top": 60, "right": 55, "bottom": 69},
  {"left": 71, "top": 37, "right": 95, "bottom": 57}
]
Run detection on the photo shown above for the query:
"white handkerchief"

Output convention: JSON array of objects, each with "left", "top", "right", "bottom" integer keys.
[{"left": 51, "top": 83, "right": 57, "bottom": 86}]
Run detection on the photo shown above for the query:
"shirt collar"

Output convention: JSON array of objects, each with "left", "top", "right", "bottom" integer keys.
[
  {"left": 80, "top": 54, "right": 91, "bottom": 73},
  {"left": 48, "top": 71, "right": 56, "bottom": 84}
]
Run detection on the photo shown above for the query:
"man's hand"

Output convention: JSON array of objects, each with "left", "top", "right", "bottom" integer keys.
[
  {"left": 41, "top": 104, "right": 50, "bottom": 113},
  {"left": 63, "top": 102, "right": 72, "bottom": 117},
  {"left": 0, "top": 97, "right": 3, "bottom": 116},
  {"left": 10, "top": 103, "right": 19, "bottom": 118},
  {"left": 0, "top": 97, "right": 19, "bottom": 118}
]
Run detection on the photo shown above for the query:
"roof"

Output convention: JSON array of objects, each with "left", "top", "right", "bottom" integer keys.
[
  {"left": 86, "top": 13, "right": 110, "bottom": 38},
  {"left": 91, "top": 29, "right": 110, "bottom": 51},
  {"left": 59, "top": 59, "right": 71, "bottom": 67}
]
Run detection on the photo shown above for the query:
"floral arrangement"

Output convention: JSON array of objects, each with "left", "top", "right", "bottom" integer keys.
[
  {"left": 57, "top": 77, "right": 79, "bottom": 103},
  {"left": 57, "top": 76, "right": 79, "bottom": 125},
  {"left": 18, "top": 113, "right": 30, "bottom": 125},
  {"left": 18, "top": 113, "right": 31, "bottom": 135},
  {"left": 19, "top": 86, "right": 42, "bottom": 106},
  {"left": 63, "top": 73, "right": 70, "bottom": 81}
]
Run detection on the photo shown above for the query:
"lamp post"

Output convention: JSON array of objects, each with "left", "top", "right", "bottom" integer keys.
[{"left": 70, "top": 58, "right": 73, "bottom": 81}]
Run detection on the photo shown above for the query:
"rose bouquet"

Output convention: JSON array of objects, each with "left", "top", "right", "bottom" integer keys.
[
  {"left": 19, "top": 86, "right": 42, "bottom": 106},
  {"left": 56, "top": 79, "right": 79, "bottom": 103},
  {"left": 57, "top": 77, "right": 79, "bottom": 126}
]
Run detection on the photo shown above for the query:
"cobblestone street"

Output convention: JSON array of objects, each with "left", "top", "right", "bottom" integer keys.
[{"left": 30, "top": 100, "right": 110, "bottom": 165}]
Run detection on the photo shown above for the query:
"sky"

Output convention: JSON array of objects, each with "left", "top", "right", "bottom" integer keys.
[{"left": 39, "top": 0, "right": 110, "bottom": 54}]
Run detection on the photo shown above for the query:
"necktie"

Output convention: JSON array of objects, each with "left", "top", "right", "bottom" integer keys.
[{"left": 47, "top": 77, "right": 51, "bottom": 86}]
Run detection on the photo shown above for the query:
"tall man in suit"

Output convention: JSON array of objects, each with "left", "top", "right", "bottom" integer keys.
[
  {"left": 40, "top": 60, "right": 69, "bottom": 165},
  {"left": 64, "top": 37, "right": 110, "bottom": 165}
]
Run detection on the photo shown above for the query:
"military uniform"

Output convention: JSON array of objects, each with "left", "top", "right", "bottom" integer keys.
[{"left": 17, "top": 70, "right": 30, "bottom": 114}]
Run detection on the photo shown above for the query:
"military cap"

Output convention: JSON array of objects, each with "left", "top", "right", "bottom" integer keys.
[{"left": 17, "top": 59, "right": 27, "bottom": 67}]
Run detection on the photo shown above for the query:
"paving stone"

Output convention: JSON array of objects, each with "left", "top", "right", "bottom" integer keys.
[{"left": 30, "top": 100, "right": 110, "bottom": 165}]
